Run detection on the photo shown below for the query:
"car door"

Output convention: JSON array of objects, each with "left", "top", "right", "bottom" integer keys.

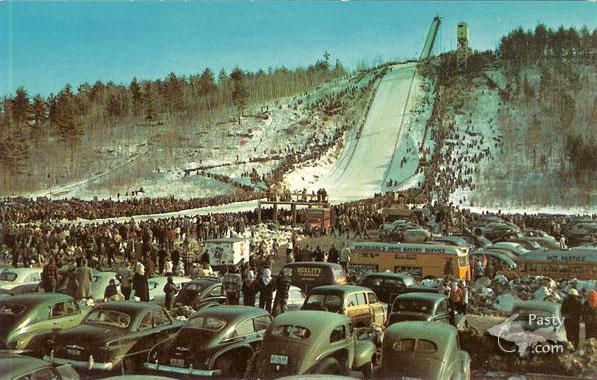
[
  {"left": 130, "top": 311, "right": 157, "bottom": 357},
  {"left": 433, "top": 300, "right": 450, "bottom": 323},
  {"left": 366, "top": 292, "right": 385, "bottom": 328},
  {"left": 150, "top": 308, "right": 177, "bottom": 346}
]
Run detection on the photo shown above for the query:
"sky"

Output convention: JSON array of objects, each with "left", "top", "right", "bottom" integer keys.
[{"left": 0, "top": 0, "right": 595, "bottom": 97}]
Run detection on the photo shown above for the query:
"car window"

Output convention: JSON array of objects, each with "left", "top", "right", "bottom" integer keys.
[
  {"left": 346, "top": 294, "right": 358, "bottom": 307},
  {"left": 368, "top": 292, "right": 379, "bottom": 304},
  {"left": 304, "top": 294, "right": 342, "bottom": 312},
  {"left": 236, "top": 319, "right": 254, "bottom": 336},
  {"left": 384, "top": 278, "right": 405, "bottom": 290},
  {"left": 356, "top": 293, "right": 367, "bottom": 305},
  {"left": 330, "top": 325, "right": 346, "bottom": 343},
  {"left": 437, "top": 300, "right": 449, "bottom": 314},
  {"left": 139, "top": 312, "right": 153, "bottom": 330},
  {"left": 153, "top": 309, "right": 171, "bottom": 327},
  {"left": 253, "top": 315, "right": 271, "bottom": 332},
  {"left": 51, "top": 302, "right": 67, "bottom": 318},
  {"left": 65, "top": 300, "right": 80, "bottom": 315},
  {"left": 209, "top": 286, "right": 223, "bottom": 296},
  {"left": 84, "top": 309, "right": 130, "bottom": 328},
  {"left": 416, "top": 339, "right": 438, "bottom": 353},
  {"left": 16, "top": 367, "right": 59, "bottom": 380},
  {"left": 368, "top": 277, "right": 382, "bottom": 287},
  {"left": 271, "top": 325, "right": 311, "bottom": 340},
  {"left": 393, "top": 338, "right": 415, "bottom": 352}
]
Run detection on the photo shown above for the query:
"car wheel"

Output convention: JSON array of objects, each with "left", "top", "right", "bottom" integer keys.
[
  {"left": 362, "top": 360, "right": 374, "bottom": 379},
  {"left": 312, "top": 357, "right": 343, "bottom": 375}
]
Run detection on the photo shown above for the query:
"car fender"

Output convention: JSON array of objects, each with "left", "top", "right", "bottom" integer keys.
[
  {"left": 352, "top": 339, "right": 376, "bottom": 370},
  {"left": 209, "top": 343, "right": 255, "bottom": 368}
]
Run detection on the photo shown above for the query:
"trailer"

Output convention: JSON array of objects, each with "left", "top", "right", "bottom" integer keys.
[{"left": 202, "top": 237, "right": 251, "bottom": 268}]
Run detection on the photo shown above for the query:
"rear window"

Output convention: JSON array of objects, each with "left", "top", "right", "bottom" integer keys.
[
  {"left": 0, "top": 272, "right": 17, "bottom": 281},
  {"left": 271, "top": 325, "right": 311, "bottom": 340},
  {"left": 304, "top": 294, "right": 342, "bottom": 312},
  {"left": 84, "top": 310, "right": 130, "bottom": 328},
  {"left": 186, "top": 316, "right": 226, "bottom": 331},
  {"left": 393, "top": 338, "right": 438, "bottom": 353},
  {"left": 393, "top": 299, "right": 432, "bottom": 313},
  {"left": 185, "top": 283, "right": 204, "bottom": 292},
  {"left": 0, "top": 303, "right": 26, "bottom": 315}
]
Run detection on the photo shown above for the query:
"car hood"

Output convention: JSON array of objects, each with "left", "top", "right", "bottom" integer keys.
[{"left": 55, "top": 323, "right": 126, "bottom": 349}]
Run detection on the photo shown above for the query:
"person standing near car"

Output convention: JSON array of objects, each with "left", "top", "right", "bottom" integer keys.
[
  {"left": 562, "top": 288, "right": 583, "bottom": 350},
  {"left": 42, "top": 256, "right": 59, "bottom": 293},
  {"left": 259, "top": 260, "right": 274, "bottom": 313},
  {"left": 223, "top": 265, "right": 242, "bottom": 305},
  {"left": 133, "top": 262, "right": 149, "bottom": 302},
  {"left": 163, "top": 276, "right": 178, "bottom": 311},
  {"left": 339, "top": 243, "right": 351, "bottom": 273},
  {"left": 242, "top": 265, "right": 256, "bottom": 307},
  {"left": 75, "top": 259, "right": 92, "bottom": 300},
  {"left": 273, "top": 267, "right": 292, "bottom": 316},
  {"left": 116, "top": 260, "right": 133, "bottom": 300}
]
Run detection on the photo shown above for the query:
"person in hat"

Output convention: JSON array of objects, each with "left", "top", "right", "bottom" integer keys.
[
  {"left": 562, "top": 288, "right": 583, "bottom": 350},
  {"left": 133, "top": 262, "right": 149, "bottom": 302}
]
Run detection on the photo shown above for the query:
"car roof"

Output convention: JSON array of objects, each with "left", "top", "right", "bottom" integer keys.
[
  {"left": 362, "top": 272, "right": 413, "bottom": 280},
  {"left": 95, "top": 301, "right": 163, "bottom": 313},
  {"left": 271, "top": 310, "right": 350, "bottom": 329},
  {"left": 0, "top": 292, "right": 73, "bottom": 306},
  {"left": 284, "top": 262, "right": 344, "bottom": 269},
  {"left": 514, "top": 300, "right": 561, "bottom": 314},
  {"left": 395, "top": 292, "right": 447, "bottom": 302},
  {"left": 309, "top": 285, "right": 373, "bottom": 294},
  {"left": 190, "top": 305, "right": 268, "bottom": 321},
  {"left": 384, "top": 321, "right": 457, "bottom": 347},
  {"left": 0, "top": 354, "right": 52, "bottom": 377}
]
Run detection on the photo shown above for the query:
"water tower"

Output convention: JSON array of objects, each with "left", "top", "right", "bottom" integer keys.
[{"left": 456, "top": 22, "right": 469, "bottom": 71}]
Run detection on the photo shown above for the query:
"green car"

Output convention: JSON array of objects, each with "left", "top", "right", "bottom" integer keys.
[
  {"left": 249, "top": 311, "right": 377, "bottom": 379},
  {"left": 379, "top": 321, "right": 471, "bottom": 380},
  {"left": 0, "top": 293, "right": 85, "bottom": 355}
]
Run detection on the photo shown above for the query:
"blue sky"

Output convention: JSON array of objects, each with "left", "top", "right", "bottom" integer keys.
[{"left": 1, "top": 1, "right": 595, "bottom": 97}]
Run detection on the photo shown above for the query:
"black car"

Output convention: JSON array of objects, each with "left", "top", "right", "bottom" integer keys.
[
  {"left": 145, "top": 306, "right": 272, "bottom": 377},
  {"left": 173, "top": 277, "right": 226, "bottom": 310},
  {"left": 357, "top": 272, "right": 415, "bottom": 304},
  {"left": 46, "top": 301, "right": 182, "bottom": 374},
  {"left": 387, "top": 292, "right": 455, "bottom": 326},
  {"left": 0, "top": 353, "right": 79, "bottom": 380}
]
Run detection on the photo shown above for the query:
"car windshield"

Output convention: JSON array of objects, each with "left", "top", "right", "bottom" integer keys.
[
  {"left": 186, "top": 316, "right": 226, "bottom": 331},
  {"left": 393, "top": 299, "right": 432, "bottom": 313},
  {"left": 271, "top": 325, "right": 311, "bottom": 340},
  {"left": 0, "top": 272, "right": 17, "bottom": 281},
  {"left": 0, "top": 303, "right": 26, "bottom": 315},
  {"left": 304, "top": 294, "right": 342, "bottom": 312},
  {"left": 185, "top": 283, "right": 204, "bottom": 292},
  {"left": 84, "top": 309, "right": 131, "bottom": 328}
]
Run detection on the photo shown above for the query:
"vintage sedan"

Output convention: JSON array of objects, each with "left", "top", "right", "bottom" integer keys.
[
  {"left": 0, "top": 268, "right": 42, "bottom": 291},
  {"left": 357, "top": 272, "right": 416, "bottom": 304},
  {"left": 511, "top": 300, "right": 567, "bottom": 342},
  {"left": 145, "top": 306, "right": 271, "bottom": 377},
  {"left": 249, "top": 311, "right": 377, "bottom": 378},
  {"left": 387, "top": 292, "right": 452, "bottom": 326},
  {"left": 379, "top": 321, "right": 471, "bottom": 380},
  {"left": 46, "top": 301, "right": 182, "bottom": 373},
  {"left": 0, "top": 293, "right": 85, "bottom": 355},
  {"left": 173, "top": 277, "right": 226, "bottom": 310},
  {"left": 0, "top": 353, "right": 80, "bottom": 380},
  {"left": 301, "top": 285, "right": 386, "bottom": 329}
]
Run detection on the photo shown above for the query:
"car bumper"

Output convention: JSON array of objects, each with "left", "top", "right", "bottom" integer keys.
[
  {"left": 44, "top": 355, "right": 114, "bottom": 371},
  {"left": 144, "top": 362, "right": 221, "bottom": 376}
]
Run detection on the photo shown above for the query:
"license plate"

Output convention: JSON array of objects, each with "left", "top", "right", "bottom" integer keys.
[
  {"left": 170, "top": 358, "right": 185, "bottom": 368},
  {"left": 66, "top": 348, "right": 81, "bottom": 357},
  {"left": 270, "top": 354, "right": 288, "bottom": 365}
]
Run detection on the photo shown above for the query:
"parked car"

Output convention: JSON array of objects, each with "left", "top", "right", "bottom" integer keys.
[
  {"left": 470, "top": 251, "right": 517, "bottom": 271},
  {"left": 0, "top": 293, "right": 85, "bottom": 355},
  {"left": 475, "top": 222, "right": 521, "bottom": 241},
  {"left": 132, "top": 276, "right": 191, "bottom": 305},
  {"left": 487, "top": 242, "right": 529, "bottom": 257},
  {"left": 173, "top": 277, "right": 226, "bottom": 310},
  {"left": 46, "top": 301, "right": 182, "bottom": 373},
  {"left": 281, "top": 262, "right": 348, "bottom": 293},
  {"left": 0, "top": 353, "right": 79, "bottom": 380},
  {"left": 0, "top": 282, "right": 41, "bottom": 298},
  {"left": 56, "top": 270, "right": 120, "bottom": 302},
  {"left": 499, "top": 237, "right": 543, "bottom": 251},
  {"left": 432, "top": 236, "right": 472, "bottom": 250},
  {"left": 517, "top": 231, "right": 560, "bottom": 249},
  {"left": 0, "top": 268, "right": 42, "bottom": 291},
  {"left": 357, "top": 272, "right": 416, "bottom": 304},
  {"left": 566, "top": 221, "right": 597, "bottom": 244},
  {"left": 387, "top": 292, "right": 458, "bottom": 326},
  {"left": 249, "top": 311, "right": 377, "bottom": 378},
  {"left": 379, "top": 321, "right": 471, "bottom": 380},
  {"left": 145, "top": 306, "right": 272, "bottom": 377},
  {"left": 512, "top": 301, "right": 567, "bottom": 342},
  {"left": 301, "top": 285, "right": 386, "bottom": 329}
]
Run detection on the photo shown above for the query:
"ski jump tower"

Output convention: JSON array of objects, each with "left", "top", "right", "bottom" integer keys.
[{"left": 456, "top": 22, "right": 469, "bottom": 71}]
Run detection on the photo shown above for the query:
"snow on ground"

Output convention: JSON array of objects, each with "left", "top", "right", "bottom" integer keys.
[{"left": 282, "top": 63, "right": 426, "bottom": 203}]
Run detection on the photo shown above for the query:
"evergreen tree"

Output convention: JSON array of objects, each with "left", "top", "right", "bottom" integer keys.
[
  {"left": 31, "top": 95, "right": 47, "bottom": 127},
  {"left": 230, "top": 68, "right": 248, "bottom": 126},
  {"left": 129, "top": 78, "right": 143, "bottom": 116},
  {"left": 11, "top": 87, "right": 30, "bottom": 125}
]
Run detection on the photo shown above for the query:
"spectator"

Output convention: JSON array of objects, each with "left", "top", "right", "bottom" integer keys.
[
  {"left": 259, "top": 263, "right": 274, "bottom": 313},
  {"left": 103, "top": 279, "right": 118, "bottom": 302},
  {"left": 223, "top": 265, "right": 242, "bottom": 305},
  {"left": 562, "top": 288, "right": 583, "bottom": 350},
  {"left": 75, "top": 259, "right": 92, "bottom": 300},
  {"left": 41, "top": 257, "right": 59, "bottom": 293},
  {"left": 583, "top": 288, "right": 597, "bottom": 340},
  {"left": 273, "top": 266, "right": 292, "bottom": 316},
  {"left": 242, "top": 266, "right": 256, "bottom": 307},
  {"left": 116, "top": 260, "right": 133, "bottom": 300},
  {"left": 339, "top": 243, "right": 351, "bottom": 273},
  {"left": 133, "top": 262, "right": 149, "bottom": 302},
  {"left": 163, "top": 276, "right": 178, "bottom": 311}
]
